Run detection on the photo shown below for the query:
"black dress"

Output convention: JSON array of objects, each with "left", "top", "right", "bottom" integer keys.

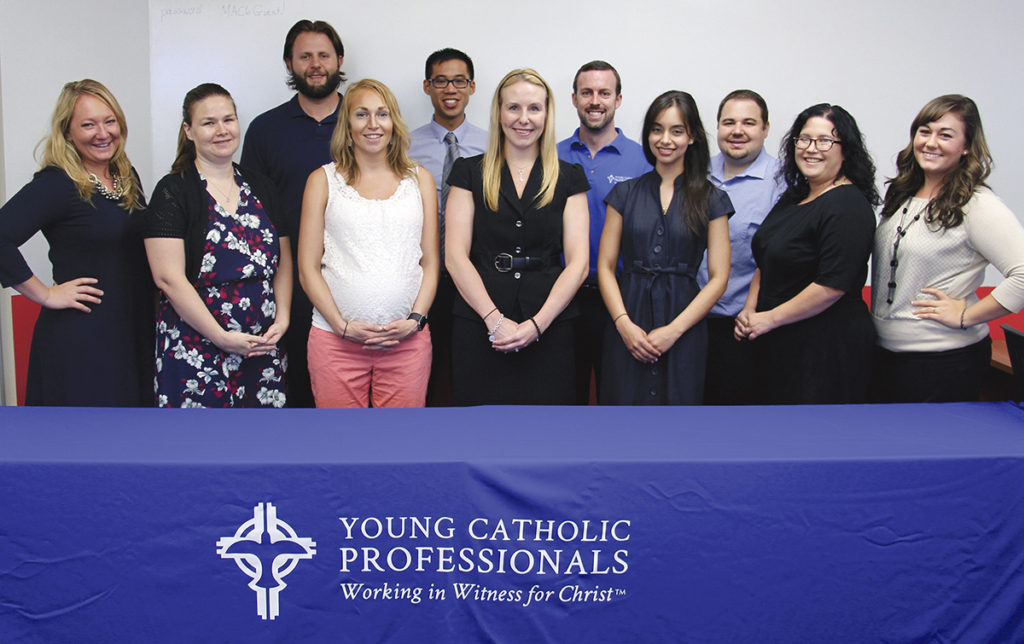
[
  {"left": 750, "top": 184, "right": 876, "bottom": 404},
  {"left": 0, "top": 167, "right": 154, "bottom": 406},
  {"left": 447, "top": 155, "right": 589, "bottom": 405},
  {"left": 600, "top": 172, "right": 733, "bottom": 405}
]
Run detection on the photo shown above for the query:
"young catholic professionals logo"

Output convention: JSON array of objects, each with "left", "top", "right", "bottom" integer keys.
[{"left": 216, "top": 502, "right": 316, "bottom": 620}]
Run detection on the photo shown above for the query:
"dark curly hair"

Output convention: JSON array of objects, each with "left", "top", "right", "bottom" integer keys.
[
  {"left": 880, "top": 94, "right": 991, "bottom": 227},
  {"left": 778, "top": 103, "right": 879, "bottom": 207},
  {"left": 641, "top": 90, "right": 713, "bottom": 236}
]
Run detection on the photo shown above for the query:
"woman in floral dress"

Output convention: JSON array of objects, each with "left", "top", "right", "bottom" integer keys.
[{"left": 143, "top": 83, "right": 292, "bottom": 407}]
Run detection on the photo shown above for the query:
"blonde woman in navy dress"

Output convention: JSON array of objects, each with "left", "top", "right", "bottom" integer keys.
[
  {"left": 144, "top": 84, "right": 292, "bottom": 407},
  {"left": 597, "top": 90, "right": 732, "bottom": 404},
  {"left": 0, "top": 79, "right": 152, "bottom": 406}
]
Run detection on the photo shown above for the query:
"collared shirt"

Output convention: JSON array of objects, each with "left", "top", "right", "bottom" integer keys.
[
  {"left": 409, "top": 118, "right": 488, "bottom": 216},
  {"left": 240, "top": 94, "right": 340, "bottom": 240},
  {"left": 698, "top": 148, "right": 785, "bottom": 316},
  {"left": 557, "top": 128, "right": 651, "bottom": 281}
]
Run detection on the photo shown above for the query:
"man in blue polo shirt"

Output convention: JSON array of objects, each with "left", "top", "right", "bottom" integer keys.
[
  {"left": 698, "top": 89, "right": 785, "bottom": 404},
  {"left": 557, "top": 60, "right": 650, "bottom": 404},
  {"left": 240, "top": 19, "right": 346, "bottom": 408},
  {"left": 409, "top": 48, "right": 488, "bottom": 406}
]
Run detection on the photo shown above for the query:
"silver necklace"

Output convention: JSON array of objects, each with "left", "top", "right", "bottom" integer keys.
[
  {"left": 512, "top": 164, "right": 532, "bottom": 184},
  {"left": 207, "top": 179, "right": 238, "bottom": 207}
]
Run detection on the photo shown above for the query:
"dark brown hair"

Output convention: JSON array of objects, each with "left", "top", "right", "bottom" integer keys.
[{"left": 881, "top": 94, "right": 991, "bottom": 228}]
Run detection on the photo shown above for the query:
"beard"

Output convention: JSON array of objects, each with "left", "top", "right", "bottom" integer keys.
[{"left": 288, "top": 69, "right": 343, "bottom": 99}]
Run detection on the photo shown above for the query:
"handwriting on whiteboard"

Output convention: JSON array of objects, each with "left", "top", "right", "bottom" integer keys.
[{"left": 159, "top": 2, "right": 285, "bottom": 22}]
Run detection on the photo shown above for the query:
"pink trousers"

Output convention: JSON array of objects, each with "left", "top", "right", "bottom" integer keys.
[{"left": 307, "top": 326, "right": 432, "bottom": 408}]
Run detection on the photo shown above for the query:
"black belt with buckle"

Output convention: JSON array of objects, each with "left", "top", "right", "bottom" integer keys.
[{"left": 479, "top": 253, "right": 558, "bottom": 273}]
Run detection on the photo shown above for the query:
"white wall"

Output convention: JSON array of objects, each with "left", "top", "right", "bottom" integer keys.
[
  {"left": 0, "top": 0, "right": 152, "bottom": 283},
  {"left": 3, "top": 0, "right": 1023, "bottom": 286}
]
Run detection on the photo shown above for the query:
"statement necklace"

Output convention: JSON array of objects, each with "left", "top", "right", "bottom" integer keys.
[
  {"left": 89, "top": 173, "right": 125, "bottom": 201},
  {"left": 885, "top": 203, "right": 923, "bottom": 304}
]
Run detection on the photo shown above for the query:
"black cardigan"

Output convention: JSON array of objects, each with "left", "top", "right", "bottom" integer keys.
[{"left": 142, "top": 163, "right": 285, "bottom": 282}]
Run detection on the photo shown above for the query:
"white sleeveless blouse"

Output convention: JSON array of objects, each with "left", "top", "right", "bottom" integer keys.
[{"left": 311, "top": 164, "right": 424, "bottom": 329}]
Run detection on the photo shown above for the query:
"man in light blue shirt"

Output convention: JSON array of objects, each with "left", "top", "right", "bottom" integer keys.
[
  {"left": 409, "top": 48, "right": 488, "bottom": 406},
  {"left": 557, "top": 61, "right": 651, "bottom": 404},
  {"left": 410, "top": 48, "right": 488, "bottom": 220},
  {"left": 698, "top": 90, "right": 785, "bottom": 404}
]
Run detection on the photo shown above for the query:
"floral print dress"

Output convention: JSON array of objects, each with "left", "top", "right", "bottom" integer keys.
[{"left": 155, "top": 170, "right": 286, "bottom": 407}]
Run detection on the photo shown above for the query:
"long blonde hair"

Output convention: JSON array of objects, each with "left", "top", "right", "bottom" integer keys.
[
  {"left": 40, "top": 79, "right": 142, "bottom": 212},
  {"left": 329, "top": 79, "right": 416, "bottom": 184},
  {"left": 483, "top": 69, "right": 559, "bottom": 212}
]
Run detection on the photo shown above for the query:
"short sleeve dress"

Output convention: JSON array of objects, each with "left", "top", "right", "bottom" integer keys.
[
  {"left": 446, "top": 156, "right": 589, "bottom": 405},
  {"left": 0, "top": 166, "right": 153, "bottom": 406},
  {"left": 600, "top": 171, "right": 734, "bottom": 405},
  {"left": 750, "top": 184, "right": 876, "bottom": 404}
]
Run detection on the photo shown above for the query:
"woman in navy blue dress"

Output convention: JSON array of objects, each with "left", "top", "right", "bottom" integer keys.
[
  {"left": 0, "top": 79, "right": 152, "bottom": 406},
  {"left": 143, "top": 84, "right": 292, "bottom": 407},
  {"left": 597, "top": 91, "right": 732, "bottom": 404}
]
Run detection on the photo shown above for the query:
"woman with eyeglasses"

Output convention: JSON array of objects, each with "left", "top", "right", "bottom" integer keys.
[
  {"left": 734, "top": 104, "right": 878, "bottom": 403},
  {"left": 869, "top": 95, "right": 1024, "bottom": 402}
]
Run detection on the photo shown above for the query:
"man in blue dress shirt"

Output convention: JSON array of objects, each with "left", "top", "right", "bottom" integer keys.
[
  {"left": 240, "top": 19, "right": 346, "bottom": 408},
  {"left": 556, "top": 61, "right": 651, "bottom": 404},
  {"left": 409, "top": 48, "right": 488, "bottom": 406},
  {"left": 697, "top": 90, "right": 786, "bottom": 404}
]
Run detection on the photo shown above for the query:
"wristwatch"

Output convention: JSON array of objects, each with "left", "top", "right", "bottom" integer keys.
[{"left": 407, "top": 312, "right": 427, "bottom": 332}]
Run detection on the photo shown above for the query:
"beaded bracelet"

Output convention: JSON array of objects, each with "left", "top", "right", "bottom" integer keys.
[{"left": 960, "top": 305, "right": 968, "bottom": 330}]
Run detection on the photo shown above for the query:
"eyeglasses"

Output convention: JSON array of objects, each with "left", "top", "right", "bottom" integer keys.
[
  {"left": 793, "top": 136, "right": 841, "bottom": 151},
  {"left": 428, "top": 77, "right": 471, "bottom": 89}
]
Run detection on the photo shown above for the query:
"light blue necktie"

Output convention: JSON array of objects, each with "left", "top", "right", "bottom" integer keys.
[{"left": 440, "top": 131, "right": 459, "bottom": 261}]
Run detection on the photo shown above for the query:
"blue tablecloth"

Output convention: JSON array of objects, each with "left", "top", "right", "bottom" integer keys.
[{"left": 2, "top": 403, "right": 1024, "bottom": 642}]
